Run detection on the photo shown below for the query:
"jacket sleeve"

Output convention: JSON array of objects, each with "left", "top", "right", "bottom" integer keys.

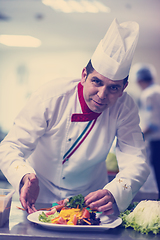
[
  {"left": 0, "top": 92, "right": 48, "bottom": 193},
  {"left": 103, "top": 94, "right": 150, "bottom": 212}
]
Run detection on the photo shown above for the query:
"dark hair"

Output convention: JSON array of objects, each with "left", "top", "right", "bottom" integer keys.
[
  {"left": 136, "top": 68, "right": 153, "bottom": 83},
  {"left": 85, "top": 59, "right": 94, "bottom": 77},
  {"left": 123, "top": 75, "right": 128, "bottom": 85},
  {"left": 86, "top": 59, "right": 128, "bottom": 85}
]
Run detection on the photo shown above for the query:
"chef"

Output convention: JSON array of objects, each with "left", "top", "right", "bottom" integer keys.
[
  {"left": 135, "top": 63, "right": 160, "bottom": 199},
  {"left": 0, "top": 19, "right": 149, "bottom": 214}
]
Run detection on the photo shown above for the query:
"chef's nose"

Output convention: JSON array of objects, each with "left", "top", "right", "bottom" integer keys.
[{"left": 97, "top": 86, "right": 108, "bottom": 99}]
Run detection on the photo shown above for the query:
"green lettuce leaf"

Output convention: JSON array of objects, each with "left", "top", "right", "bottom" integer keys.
[
  {"left": 39, "top": 211, "right": 59, "bottom": 223},
  {"left": 120, "top": 200, "right": 160, "bottom": 234},
  {"left": 65, "top": 194, "right": 85, "bottom": 210}
]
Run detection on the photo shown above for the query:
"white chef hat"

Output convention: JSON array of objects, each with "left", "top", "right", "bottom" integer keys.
[{"left": 91, "top": 18, "right": 139, "bottom": 80}]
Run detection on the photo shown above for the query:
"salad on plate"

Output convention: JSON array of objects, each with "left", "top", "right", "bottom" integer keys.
[{"left": 38, "top": 194, "right": 101, "bottom": 226}]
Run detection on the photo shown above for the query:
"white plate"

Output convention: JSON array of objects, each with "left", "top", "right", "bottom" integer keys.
[{"left": 27, "top": 211, "right": 122, "bottom": 231}]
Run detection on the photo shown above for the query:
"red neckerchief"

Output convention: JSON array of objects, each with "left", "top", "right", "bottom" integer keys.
[{"left": 71, "top": 82, "right": 101, "bottom": 122}]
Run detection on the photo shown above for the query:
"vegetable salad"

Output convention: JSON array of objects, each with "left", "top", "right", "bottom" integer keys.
[{"left": 39, "top": 194, "right": 101, "bottom": 226}]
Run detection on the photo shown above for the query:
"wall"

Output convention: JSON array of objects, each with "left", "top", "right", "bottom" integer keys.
[{"left": 0, "top": 45, "right": 160, "bottom": 132}]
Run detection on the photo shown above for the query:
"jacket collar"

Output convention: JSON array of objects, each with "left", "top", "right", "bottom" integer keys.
[{"left": 71, "top": 82, "right": 101, "bottom": 122}]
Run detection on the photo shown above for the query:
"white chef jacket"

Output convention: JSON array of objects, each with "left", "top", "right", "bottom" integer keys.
[
  {"left": 139, "top": 83, "right": 160, "bottom": 141},
  {"left": 0, "top": 77, "right": 149, "bottom": 212}
]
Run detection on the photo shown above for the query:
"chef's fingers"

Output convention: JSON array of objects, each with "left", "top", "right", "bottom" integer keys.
[
  {"left": 20, "top": 194, "right": 27, "bottom": 211},
  {"left": 19, "top": 174, "right": 39, "bottom": 213},
  {"left": 25, "top": 190, "right": 39, "bottom": 214},
  {"left": 57, "top": 200, "right": 63, "bottom": 205},
  {"left": 85, "top": 189, "right": 112, "bottom": 205},
  {"left": 31, "top": 204, "right": 37, "bottom": 212},
  {"left": 85, "top": 189, "right": 115, "bottom": 214},
  {"left": 19, "top": 184, "right": 29, "bottom": 211},
  {"left": 103, "top": 207, "right": 114, "bottom": 215},
  {"left": 27, "top": 204, "right": 37, "bottom": 214},
  {"left": 88, "top": 196, "right": 113, "bottom": 212},
  {"left": 57, "top": 198, "right": 69, "bottom": 205},
  {"left": 20, "top": 192, "right": 34, "bottom": 213},
  {"left": 84, "top": 192, "right": 96, "bottom": 202},
  {"left": 89, "top": 199, "right": 114, "bottom": 215},
  {"left": 97, "top": 201, "right": 114, "bottom": 214}
]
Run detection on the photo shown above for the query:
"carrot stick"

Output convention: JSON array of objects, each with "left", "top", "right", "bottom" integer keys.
[
  {"left": 38, "top": 207, "right": 52, "bottom": 211},
  {"left": 83, "top": 219, "right": 91, "bottom": 225},
  {"left": 16, "top": 206, "right": 25, "bottom": 211}
]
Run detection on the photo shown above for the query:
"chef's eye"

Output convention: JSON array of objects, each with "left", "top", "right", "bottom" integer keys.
[
  {"left": 109, "top": 86, "right": 120, "bottom": 93},
  {"left": 92, "top": 79, "right": 102, "bottom": 86}
]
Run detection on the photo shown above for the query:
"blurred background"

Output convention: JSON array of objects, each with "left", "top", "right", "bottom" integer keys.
[{"left": 0, "top": 0, "right": 160, "bottom": 196}]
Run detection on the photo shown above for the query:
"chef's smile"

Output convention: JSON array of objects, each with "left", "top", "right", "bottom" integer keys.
[
  {"left": 91, "top": 98, "right": 108, "bottom": 109},
  {"left": 92, "top": 99, "right": 106, "bottom": 106},
  {"left": 81, "top": 68, "right": 128, "bottom": 113}
]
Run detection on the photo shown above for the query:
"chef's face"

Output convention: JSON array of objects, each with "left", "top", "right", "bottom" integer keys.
[{"left": 81, "top": 68, "right": 128, "bottom": 113}]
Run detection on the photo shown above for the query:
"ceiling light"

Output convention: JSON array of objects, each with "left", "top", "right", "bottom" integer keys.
[
  {"left": 42, "top": 0, "right": 111, "bottom": 13},
  {"left": 0, "top": 35, "right": 41, "bottom": 47},
  {"left": 81, "top": 0, "right": 98, "bottom": 13},
  {"left": 93, "top": 1, "right": 111, "bottom": 13},
  {"left": 42, "top": 0, "right": 73, "bottom": 13},
  {"left": 68, "top": 0, "right": 85, "bottom": 13}
]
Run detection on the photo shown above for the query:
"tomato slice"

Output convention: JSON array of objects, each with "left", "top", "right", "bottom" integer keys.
[
  {"left": 57, "top": 217, "right": 67, "bottom": 225},
  {"left": 72, "top": 214, "right": 77, "bottom": 225},
  {"left": 45, "top": 208, "right": 56, "bottom": 216},
  {"left": 81, "top": 208, "right": 90, "bottom": 219}
]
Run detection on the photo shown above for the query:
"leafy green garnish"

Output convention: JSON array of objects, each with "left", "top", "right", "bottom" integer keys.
[
  {"left": 39, "top": 211, "right": 59, "bottom": 223},
  {"left": 120, "top": 200, "right": 160, "bottom": 235},
  {"left": 127, "top": 201, "right": 138, "bottom": 211},
  {"left": 65, "top": 194, "right": 85, "bottom": 210}
]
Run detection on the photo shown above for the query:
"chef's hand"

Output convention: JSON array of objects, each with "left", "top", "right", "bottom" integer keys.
[
  {"left": 85, "top": 189, "right": 115, "bottom": 215},
  {"left": 20, "top": 173, "right": 39, "bottom": 214}
]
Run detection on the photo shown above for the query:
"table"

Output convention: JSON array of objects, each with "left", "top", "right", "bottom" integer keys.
[{"left": 0, "top": 191, "right": 159, "bottom": 240}]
